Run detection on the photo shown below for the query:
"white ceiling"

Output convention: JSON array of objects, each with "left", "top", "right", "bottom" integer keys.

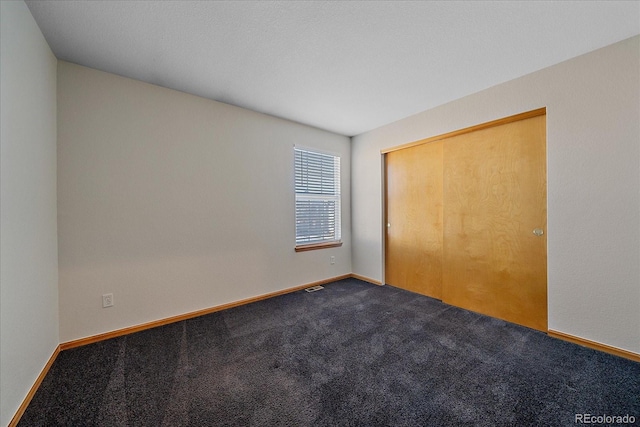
[{"left": 26, "top": 1, "right": 640, "bottom": 136}]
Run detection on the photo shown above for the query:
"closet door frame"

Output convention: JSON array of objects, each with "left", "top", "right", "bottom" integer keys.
[{"left": 381, "top": 107, "right": 547, "bottom": 330}]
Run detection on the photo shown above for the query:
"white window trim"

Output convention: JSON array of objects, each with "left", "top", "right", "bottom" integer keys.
[{"left": 294, "top": 146, "right": 342, "bottom": 251}]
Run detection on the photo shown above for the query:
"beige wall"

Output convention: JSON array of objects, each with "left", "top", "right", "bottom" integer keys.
[
  {"left": 0, "top": 2, "right": 59, "bottom": 425},
  {"left": 352, "top": 36, "right": 640, "bottom": 354},
  {"left": 57, "top": 62, "right": 351, "bottom": 342}
]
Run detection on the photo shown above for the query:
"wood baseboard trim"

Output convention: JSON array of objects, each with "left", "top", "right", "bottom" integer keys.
[
  {"left": 8, "top": 345, "right": 61, "bottom": 427},
  {"left": 12, "top": 281, "right": 637, "bottom": 425},
  {"left": 61, "top": 274, "right": 353, "bottom": 350},
  {"left": 350, "top": 273, "right": 382, "bottom": 285},
  {"left": 14, "top": 275, "right": 356, "bottom": 424},
  {"left": 548, "top": 329, "right": 640, "bottom": 362}
]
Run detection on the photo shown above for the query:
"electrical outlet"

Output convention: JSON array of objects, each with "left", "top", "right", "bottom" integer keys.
[
  {"left": 330, "top": 256, "right": 335, "bottom": 265},
  {"left": 102, "top": 293, "right": 114, "bottom": 308}
]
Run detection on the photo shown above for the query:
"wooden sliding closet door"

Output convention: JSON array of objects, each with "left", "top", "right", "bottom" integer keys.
[
  {"left": 385, "top": 141, "right": 443, "bottom": 299},
  {"left": 442, "top": 114, "right": 547, "bottom": 331}
]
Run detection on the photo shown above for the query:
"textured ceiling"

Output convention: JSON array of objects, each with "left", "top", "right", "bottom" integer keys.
[{"left": 26, "top": 1, "right": 640, "bottom": 136}]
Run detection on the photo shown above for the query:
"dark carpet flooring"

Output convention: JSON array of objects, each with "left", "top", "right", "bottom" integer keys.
[{"left": 19, "top": 278, "right": 640, "bottom": 426}]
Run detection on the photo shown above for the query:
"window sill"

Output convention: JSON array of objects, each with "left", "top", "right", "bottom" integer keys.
[{"left": 295, "top": 241, "right": 343, "bottom": 252}]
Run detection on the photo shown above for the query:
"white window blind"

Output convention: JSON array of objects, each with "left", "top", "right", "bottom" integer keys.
[{"left": 294, "top": 147, "right": 341, "bottom": 246}]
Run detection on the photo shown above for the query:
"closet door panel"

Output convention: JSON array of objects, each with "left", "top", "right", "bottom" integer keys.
[
  {"left": 385, "top": 141, "right": 443, "bottom": 299},
  {"left": 442, "top": 115, "right": 547, "bottom": 331}
]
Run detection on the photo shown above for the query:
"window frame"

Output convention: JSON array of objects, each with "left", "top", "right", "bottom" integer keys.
[{"left": 293, "top": 146, "right": 343, "bottom": 252}]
